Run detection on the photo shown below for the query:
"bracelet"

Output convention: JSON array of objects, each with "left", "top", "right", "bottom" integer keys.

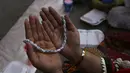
[
  {"left": 76, "top": 49, "right": 87, "bottom": 66},
  {"left": 113, "top": 60, "right": 120, "bottom": 72},
  {"left": 67, "top": 49, "right": 87, "bottom": 73},
  {"left": 103, "top": 57, "right": 113, "bottom": 73},
  {"left": 115, "top": 63, "right": 119, "bottom": 72},
  {"left": 101, "top": 57, "right": 107, "bottom": 73}
]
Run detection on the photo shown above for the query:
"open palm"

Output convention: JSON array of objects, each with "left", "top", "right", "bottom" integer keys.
[
  {"left": 40, "top": 7, "right": 82, "bottom": 64},
  {"left": 24, "top": 15, "right": 62, "bottom": 73}
]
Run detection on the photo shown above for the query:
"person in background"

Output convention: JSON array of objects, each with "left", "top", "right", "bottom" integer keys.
[{"left": 24, "top": 7, "right": 130, "bottom": 73}]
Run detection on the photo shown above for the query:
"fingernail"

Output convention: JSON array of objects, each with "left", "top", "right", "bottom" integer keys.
[
  {"left": 29, "top": 14, "right": 33, "bottom": 18},
  {"left": 42, "top": 7, "right": 47, "bottom": 11},
  {"left": 24, "top": 44, "right": 28, "bottom": 52},
  {"left": 49, "top": 6, "right": 53, "bottom": 9},
  {"left": 25, "top": 19, "right": 28, "bottom": 22},
  {"left": 27, "top": 60, "right": 32, "bottom": 66},
  {"left": 24, "top": 43, "right": 31, "bottom": 52},
  {"left": 65, "top": 15, "right": 69, "bottom": 18}
]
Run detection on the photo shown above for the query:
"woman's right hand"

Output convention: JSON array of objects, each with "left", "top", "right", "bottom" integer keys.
[{"left": 40, "top": 7, "right": 82, "bottom": 64}]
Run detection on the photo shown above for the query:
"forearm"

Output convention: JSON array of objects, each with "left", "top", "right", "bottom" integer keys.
[
  {"left": 55, "top": 70, "right": 63, "bottom": 73},
  {"left": 78, "top": 51, "right": 102, "bottom": 73},
  {"left": 44, "top": 70, "right": 63, "bottom": 73}
]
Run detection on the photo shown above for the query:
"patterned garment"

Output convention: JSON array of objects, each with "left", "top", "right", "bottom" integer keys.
[
  {"left": 99, "top": 30, "right": 130, "bottom": 60},
  {"left": 105, "top": 30, "right": 130, "bottom": 53}
]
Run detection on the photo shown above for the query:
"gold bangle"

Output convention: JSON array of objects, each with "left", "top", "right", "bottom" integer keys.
[
  {"left": 82, "top": 49, "right": 87, "bottom": 56},
  {"left": 67, "top": 49, "right": 87, "bottom": 73}
]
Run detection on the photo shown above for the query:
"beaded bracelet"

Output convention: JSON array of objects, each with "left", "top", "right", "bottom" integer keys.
[
  {"left": 115, "top": 63, "right": 119, "bottom": 72},
  {"left": 23, "top": 16, "right": 67, "bottom": 53},
  {"left": 103, "top": 57, "right": 113, "bottom": 73},
  {"left": 101, "top": 57, "right": 107, "bottom": 73}
]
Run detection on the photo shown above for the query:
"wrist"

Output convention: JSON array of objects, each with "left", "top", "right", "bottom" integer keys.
[
  {"left": 71, "top": 48, "right": 83, "bottom": 64},
  {"left": 78, "top": 52, "right": 102, "bottom": 73},
  {"left": 55, "top": 69, "right": 63, "bottom": 73},
  {"left": 44, "top": 69, "right": 63, "bottom": 73}
]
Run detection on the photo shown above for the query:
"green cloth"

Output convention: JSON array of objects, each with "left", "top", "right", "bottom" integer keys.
[{"left": 92, "top": 0, "right": 124, "bottom": 11}]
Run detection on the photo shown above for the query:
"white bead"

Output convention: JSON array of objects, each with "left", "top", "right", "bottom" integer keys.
[
  {"left": 57, "top": 49, "right": 61, "bottom": 52},
  {"left": 101, "top": 57, "right": 107, "bottom": 73},
  {"left": 82, "top": 50, "right": 85, "bottom": 56}
]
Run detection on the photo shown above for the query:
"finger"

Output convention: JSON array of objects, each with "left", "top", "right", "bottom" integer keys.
[
  {"left": 65, "top": 15, "right": 76, "bottom": 31},
  {"left": 41, "top": 21, "right": 51, "bottom": 41},
  {"left": 34, "top": 16, "right": 44, "bottom": 40},
  {"left": 29, "top": 15, "right": 38, "bottom": 42},
  {"left": 24, "top": 19, "right": 33, "bottom": 39},
  {"left": 26, "top": 43, "right": 38, "bottom": 66},
  {"left": 49, "top": 7, "right": 62, "bottom": 26},
  {"left": 40, "top": 11, "right": 48, "bottom": 21},
  {"left": 40, "top": 11, "right": 54, "bottom": 31},
  {"left": 42, "top": 7, "right": 58, "bottom": 28}
]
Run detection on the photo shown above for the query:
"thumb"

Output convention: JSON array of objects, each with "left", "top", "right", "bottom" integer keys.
[
  {"left": 64, "top": 15, "right": 76, "bottom": 31},
  {"left": 25, "top": 43, "right": 38, "bottom": 65}
]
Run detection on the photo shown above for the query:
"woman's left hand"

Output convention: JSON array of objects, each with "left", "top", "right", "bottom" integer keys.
[{"left": 24, "top": 15, "right": 62, "bottom": 73}]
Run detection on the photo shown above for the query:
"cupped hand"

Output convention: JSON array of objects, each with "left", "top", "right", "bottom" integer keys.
[
  {"left": 24, "top": 15, "right": 62, "bottom": 73},
  {"left": 40, "top": 7, "right": 82, "bottom": 64}
]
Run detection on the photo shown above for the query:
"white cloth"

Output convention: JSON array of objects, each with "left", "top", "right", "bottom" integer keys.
[
  {"left": 0, "top": 0, "right": 64, "bottom": 71},
  {"left": 3, "top": 61, "right": 36, "bottom": 73},
  {"left": 78, "top": 29, "right": 104, "bottom": 48},
  {"left": 107, "top": 6, "right": 130, "bottom": 29}
]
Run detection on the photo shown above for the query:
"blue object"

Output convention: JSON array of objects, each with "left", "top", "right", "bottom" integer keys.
[
  {"left": 64, "top": 0, "right": 73, "bottom": 13},
  {"left": 102, "top": 0, "right": 114, "bottom": 4}
]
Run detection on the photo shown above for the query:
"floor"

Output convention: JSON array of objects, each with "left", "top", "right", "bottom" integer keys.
[
  {"left": 0, "top": 0, "right": 109, "bottom": 40},
  {"left": 0, "top": 0, "right": 33, "bottom": 39}
]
